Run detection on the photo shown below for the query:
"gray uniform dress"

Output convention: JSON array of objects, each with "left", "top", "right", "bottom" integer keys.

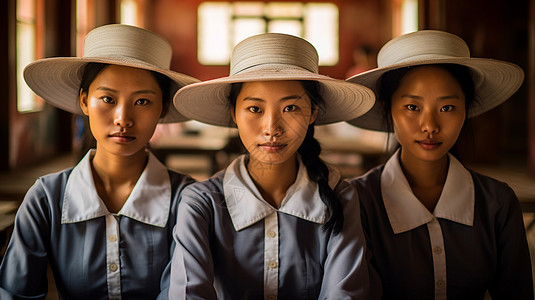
[
  {"left": 0, "top": 150, "right": 194, "bottom": 300},
  {"left": 169, "top": 155, "right": 372, "bottom": 299}
]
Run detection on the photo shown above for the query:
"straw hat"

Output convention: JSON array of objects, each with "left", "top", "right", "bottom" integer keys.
[
  {"left": 23, "top": 24, "right": 199, "bottom": 123},
  {"left": 173, "top": 33, "right": 375, "bottom": 127},
  {"left": 346, "top": 30, "right": 524, "bottom": 131}
]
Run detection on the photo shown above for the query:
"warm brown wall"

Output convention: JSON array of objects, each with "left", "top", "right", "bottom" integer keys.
[
  {"left": 7, "top": 0, "right": 74, "bottom": 169},
  {"left": 420, "top": 0, "right": 530, "bottom": 164},
  {"left": 149, "top": 0, "right": 390, "bottom": 81}
]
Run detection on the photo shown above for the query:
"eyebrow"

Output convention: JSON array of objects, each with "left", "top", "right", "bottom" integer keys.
[
  {"left": 400, "top": 94, "right": 462, "bottom": 101},
  {"left": 95, "top": 86, "right": 157, "bottom": 95},
  {"left": 242, "top": 94, "right": 305, "bottom": 102}
]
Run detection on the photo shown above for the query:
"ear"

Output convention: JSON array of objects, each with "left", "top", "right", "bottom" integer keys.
[
  {"left": 309, "top": 105, "right": 319, "bottom": 125},
  {"left": 79, "top": 89, "right": 89, "bottom": 116}
]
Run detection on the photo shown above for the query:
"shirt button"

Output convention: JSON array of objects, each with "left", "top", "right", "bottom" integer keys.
[
  {"left": 268, "top": 261, "right": 278, "bottom": 269},
  {"left": 267, "top": 231, "right": 276, "bottom": 238},
  {"left": 433, "top": 246, "right": 443, "bottom": 254},
  {"left": 267, "top": 295, "right": 277, "bottom": 300},
  {"left": 436, "top": 279, "right": 446, "bottom": 288},
  {"left": 108, "top": 234, "right": 117, "bottom": 242},
  {"left": 109, "top": 263, "right": 118, "bottom": 272}
]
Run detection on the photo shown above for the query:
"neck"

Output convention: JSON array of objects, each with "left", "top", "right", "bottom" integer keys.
[
  {"left": 90, "top": 147, "right": 148, "bottom": 212},
  {"left": 398, "top": 149, "right": 449, "bottom": 212},
  {"left": 247, "top": 156, "right": 298, "bottom": 209}
]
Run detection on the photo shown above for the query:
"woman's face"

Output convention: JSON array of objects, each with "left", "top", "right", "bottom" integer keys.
[
  {"left": 391, "top": 65, "right": 466, "bottom": 165},
  {"left": 80, "top": 65, "right": 163, "bottom": 158},
  {"left": 232, "top": 80, "right": 317, "bottom": 167}
]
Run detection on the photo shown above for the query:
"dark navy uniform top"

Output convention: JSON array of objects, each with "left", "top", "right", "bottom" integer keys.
[{"left": 350, "top": 150, "right": 533, "bottom": 299}]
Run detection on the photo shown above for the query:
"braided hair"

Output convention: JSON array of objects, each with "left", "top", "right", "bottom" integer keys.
[{"left": 228, "top": 81, "right": 344, "bottom": 235}]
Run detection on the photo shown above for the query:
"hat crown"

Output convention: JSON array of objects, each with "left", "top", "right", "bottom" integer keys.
[
  {"left": 230, "top": 33, "right": 319, "bottom": 75},
  {"left": 377, "top": 30, "right": 470, "bottom": 68},
  {"left": 83, "top": 24, "right": 172, "bottom": 69}
]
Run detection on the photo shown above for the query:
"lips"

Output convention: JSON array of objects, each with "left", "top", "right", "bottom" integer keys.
[
  {"left": 258, "top": 142, "right": 287, "bottom": 152},
  {"left": 109, "top": 132, "right": 136, "bottom": 143},
  {"left": 417, "top": 139, "right": 441, "bottom": 150}
]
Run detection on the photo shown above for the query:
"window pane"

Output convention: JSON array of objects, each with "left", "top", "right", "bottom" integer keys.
[
  {"left": 197, "top": 1, "right": 338, "bottom": 66},
  {"left": 233, "top": 18, "right": 266, "bottom": 45},
  {"left": 198, "top": 2, "right": 232, "bottom": 64},
  {"left": 17, "top": 22, "right": 39, "bottom": 112},
  {"left": 401, "top": 0, "right": 418, "bottom": 34},
  {"left": 121, "top": 0, "right": 139, "bottom": 26},
  {"left": 268, "top": 20, "right": 301, "bottom": 36},
  {"left": 304, "top": 3, "right": 338, "bottom": 65},
  {"left": 265, "top": 2, "right": 302, "bottom": 18}
]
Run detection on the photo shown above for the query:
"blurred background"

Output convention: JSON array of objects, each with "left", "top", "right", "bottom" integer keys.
[{"left": 0, "top": 0, "right": 534, "bottom": 298}]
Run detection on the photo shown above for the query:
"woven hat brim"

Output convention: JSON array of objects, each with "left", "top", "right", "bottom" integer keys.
[
  {"left": 346, "top": 57, "right": 524, "bottom": 131},
  {"left": 24, "top": 57, "right": 200, "bottom": 123},
  {"left": 173, "top": 66, "right": 375, "bottom": 127}
]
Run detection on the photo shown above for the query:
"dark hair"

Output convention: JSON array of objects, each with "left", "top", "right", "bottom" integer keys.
[
  {"left": 229, "top": 80, "right": 344, "bottom": 234},
  {"left": 378, "top": 64, "right": 476, "bottom": 158},
  {"left": 79, "top": 62, "right": 172, "bottom": 117}
]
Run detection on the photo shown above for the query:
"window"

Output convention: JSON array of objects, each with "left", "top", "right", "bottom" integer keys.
[
  {"left": 198, "top": 2, "right": 339, "bottom": 66},
  {"left": 16, "top": 0, "right": 44, "bottom": 112},
  {"left": 392, "top": 0, "right": 418, "bottom": 37}
]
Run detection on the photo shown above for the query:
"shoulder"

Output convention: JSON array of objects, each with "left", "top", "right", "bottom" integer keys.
[
  {"left": 348, "top": 165, "right": 384, "bottom": 190},
  {"left": 16, "top": 167, "right": 74, "bottom": 224},
  {"left": 180, "top": 171, "right": 225, "bottom": 207},
  {"left": 469, "top": 170, "right": 516, "bottom": 196},
  {"left": 167, "top": 169, "right": 196, "bottom": 193},
  {"left": 469, "top": 170, "right": 520, "bottom": 212}
]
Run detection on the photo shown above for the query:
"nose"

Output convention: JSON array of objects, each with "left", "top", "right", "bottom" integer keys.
[
  {"left": 263, "top": 111, "right": 282, "bottom": 137},
  {"left": 114, "top": 104, "right": 134, "bottom": 128},
  {"left": 421, "top": 110, "right": 439, "bottom": 134}
]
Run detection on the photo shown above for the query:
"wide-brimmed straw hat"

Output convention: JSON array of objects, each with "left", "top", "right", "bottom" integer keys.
[
  {"left": 23, "top": 24, "right": 199, "bottom": 123},
  {"left": 346, "top": 30, "right": 524, "bottom": 131},
  {"left": 173, "top": 33, "right": 375, "bottom": 127}
]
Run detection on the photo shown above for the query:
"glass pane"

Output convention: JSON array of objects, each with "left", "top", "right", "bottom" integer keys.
[
  {"left": 401, "top": 0, "right": 418, "bottom": 34},
  {"left": 265, "top": 2, "right": 302, "bottom": 18},
  {"left": 233, "top": 1, "right": 263, "bottom": 16},
  {"left": 121, "top": 0, "right": 139, "bottom": 26},
  {"left": 268, "top": 20, "right": 301, "bottom": 37},
  {"left": 198, "top": 2, "right": 232, "bottom": 65},
  {"left": 17, "top": 22, "right": 39, "bottom": 112},
  {"left": 17, "top": 0, "right": 34, "bottom": 21},
  {"left": 304, "top": 3, "right": 338, "bottom": 66},
  {"left": 233, "top": 18, "right": 265, "bottom": 46}
]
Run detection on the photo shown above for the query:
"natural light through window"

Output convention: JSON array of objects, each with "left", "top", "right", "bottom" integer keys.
[
  {"left": 198, "top": 2, "right": 339, "bottom": 66},
  {"left": 16, "top": 0, "right": 43, "bottom": 113},
  {"left": 401, "top": 0, "right": 418, "bottom": 35}
]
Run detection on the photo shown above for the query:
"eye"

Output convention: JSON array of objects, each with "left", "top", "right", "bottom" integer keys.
[
  {"left": 247, "top": 106, "right": 262, "bottom": 113},
  {"left": 406, "top": 104, "right": 419, "bottom": 111},
  {"left": 441, "top": 105, "right": 455, "bottom": 112},
  {"left": 135, "top": 98, "right": 150, "bottom": 106},
  {"left": 101, "top": 96, "right": 114, "bottom": 104},
  {"left": 284, "top": 104, "right": 299, "bottom": 112}
]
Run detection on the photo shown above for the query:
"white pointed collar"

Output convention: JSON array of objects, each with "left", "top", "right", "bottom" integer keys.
[
  {"left": 61, "top": 149, "right": 171, "bottom": 227},
  {"left": 223, "top": 155, "right": 340, "bottom": 231},
  {"left": 381, "top": 149, "right": 474, "bottom": 234}
]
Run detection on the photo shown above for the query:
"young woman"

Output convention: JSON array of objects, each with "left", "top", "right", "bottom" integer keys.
[
  {"left": 346, "top": 30, "right": 533, "bottom": 299},
  {"left": 0, "top": 24, "right": 199, "bottom": 299},
  {"left": 168, "top": 33, "right": 377, "bottom": 299}
]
